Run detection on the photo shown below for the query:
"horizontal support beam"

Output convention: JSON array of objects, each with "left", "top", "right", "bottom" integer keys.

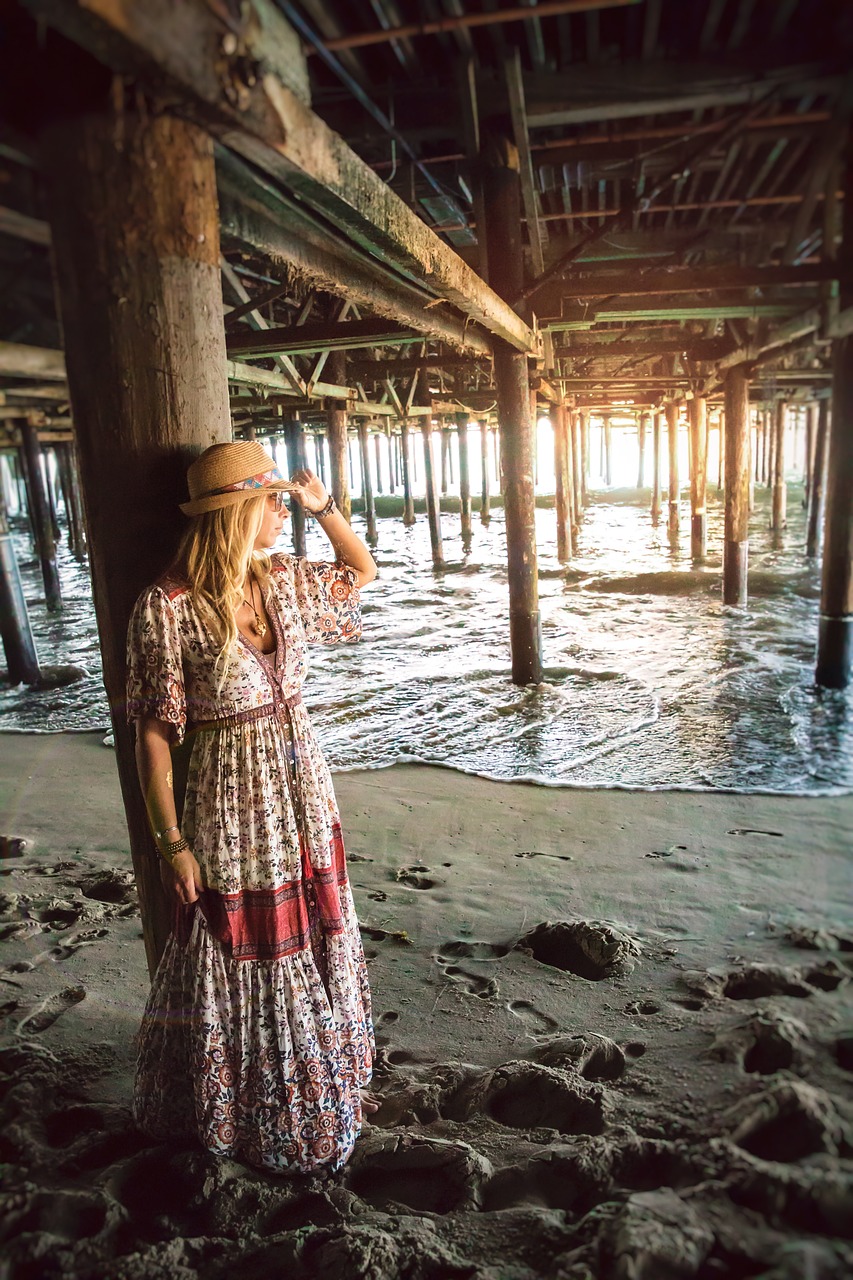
[
  {"left": 26, "top": 0, "right": 536, "bottom": 354},
  {"left": 310, "top": 0, "right": 638, "bottom": 53},
  {"left": 0, "top": 205, "right": 50, "bottom": 245},
  {"left": 556, "top": 338, "right": 733, "bottom": 360},
  {"left": 717, "top": 307, "right": 822, "bottom": 369},
  {"left": 549, "top": 303, "right": 805, "bottom": 330},
  {"left": 347, "top": 354, "right": 488, "bottom": 378},
  {"left": 226, "top": 319, "right": 425, "bottom": 358},
  {"left": 0, "top": 341, "right": 66, "bottom": 381}
]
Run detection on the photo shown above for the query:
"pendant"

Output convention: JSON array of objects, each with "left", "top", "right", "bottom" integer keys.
[{"left": 253, "top": 614, "right": 268, "bottom": 638}]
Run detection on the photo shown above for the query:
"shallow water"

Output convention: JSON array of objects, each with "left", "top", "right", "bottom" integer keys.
[{"left": 1, "top": 479, "right": 851, "bottom": 794}]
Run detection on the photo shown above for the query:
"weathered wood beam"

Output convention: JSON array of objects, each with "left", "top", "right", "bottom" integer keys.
[
  {"left": 0, "top": 205, "right": 50, "bottom": 245},
  {"left": 535, "top": 262, "right": 841, "bottom": 313},
  {"left": 506, "top": 47, "right": 547, "bottom": 276},
  {"left": 24, "top": 0, "right": 536, "bottom": 354},
  {"left": 347, "top": 354, "right": 488, "bottom": 378},
  {"left": 217, "top": 168, "right": 494, "bottom": 356},
  {"left": 311, "top": 0, "right": 638, "bottom": 52},
  {"left": 717, "top": 306, "right": 822, "bottom": 369},
  {"left": 225, "top": 319, "right": 425, "bottom": 358},
  {"left": 549, "top": 302, "right": 808, "bottom": 330},
  {"left": 556, "top": 338, "right": 732, "bottom": 360},
  {"left": 0, "top": 342, "right": 66, "bottom": 381}
]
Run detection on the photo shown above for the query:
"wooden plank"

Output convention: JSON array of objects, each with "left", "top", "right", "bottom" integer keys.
[
  {"left": 24, "top": 0, "right": 536, "bottom": 355},
  {"left": 0, "top": 342, "right": 66, "bottom": 381},
  {"left": 0, "top": 205, "right": 51, "bottom": 245},
  {"left": 506, "top": 47, "right": 547, "bottom": 276},
  {"left": 226, "top": 318, "right": 423, "bottom": 358},
  {"left": 556, "top": 338, "right": 732, "bottom": 359},
  {"left": 717, "top": 306, "right": 822, "bottom": 369}
]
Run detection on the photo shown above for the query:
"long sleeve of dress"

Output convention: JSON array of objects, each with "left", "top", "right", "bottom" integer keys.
[
  {"left": 287, "top": 557, "right": 362, "bottom": 645},
  {"left": 126, "top": 585, "right": 187, "bottom": 744}
]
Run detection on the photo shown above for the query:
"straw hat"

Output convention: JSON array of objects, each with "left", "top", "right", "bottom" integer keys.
[{"left": 180, "top": 441, "right": 297, "bottom": 516}]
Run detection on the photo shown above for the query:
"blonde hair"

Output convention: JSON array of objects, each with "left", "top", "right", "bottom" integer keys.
[{"left": 174, "top": 494, "right": 272, "bottom": 671}]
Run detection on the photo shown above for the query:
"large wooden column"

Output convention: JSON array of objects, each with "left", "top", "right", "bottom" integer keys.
[
  {"left": 421, "top": 419, "right": 443, "bottom": 568},
  {"left": 771, "top": 400, "right": 787, "bottom": 531},
  {"left": 723, "top": 368, "right": 751, "bottom": 606},
  {"left": 56, "top": 442, "right": 87, "bottom": 561},
  {"left": 603, "top": 414, "right": 613, "bottom": 486},
  {"left": 482, "top": 134, "right": 542, "bottom": 684},
  {"left": 374, "top": 433, "right": 383, "bottom": 494},
  {"left": 689, "top": 397, "right": 708, "bottom": 562},
  {"left": 455, "top": 412, "right": 472, "bottom": 548},
  {"left": 399, "top": 419, "right": 416, "bottom": 526},
  {"left": 553, "top": 403, "right": 573, "bottom": 562},
  {"left": 19, "top": 417, "right": 61, "bottom": 611},
  {"left": 651, "top": 410, "right": 662, "bottom": 523},
  {"left": 666, "top": 403, "right": 680, "bottom": 533},
  {"left": 283, "top": 414, "right": 307, "bottom": 556},
  {"left": 816, "top": 133, "right": 853, "bottom": 686},
  {"left": 325, "top": 351, "right": 351, "bottom": 523},
  {"left": 806, "top": 399, "right": 830, "bottom": 558},
  {"left": 358, "top": 421, "right": 378, "bottom": 546},
  {"left": 803, "top": 403, "right": 816, "bottom": 510},
  {"left": 637, "top": 413, "right": 647, "bottom": 489},
  {"left": 578, "top": 411, "right": 589, "bottom": 506},
  {"left": 42, "top": 107, "right": 231, "bottom": 976}
]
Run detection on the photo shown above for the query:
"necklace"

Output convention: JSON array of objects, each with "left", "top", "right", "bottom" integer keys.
[{"left": 242, "top": 578, "right": 267, "bottom": 639}]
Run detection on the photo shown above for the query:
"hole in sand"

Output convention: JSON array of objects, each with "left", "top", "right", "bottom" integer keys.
[
  {"left": 347, "top": 1156, "right": 473, "bottom": 1215},
  {"left": 44, "top": 1105, "right": 104, "bottom": 1148},
  {"left": 485, "top": 1068, "right": 605, "bottom": 1136},
  {"left": 624, "top": 1042, "right": 647, "bottom": 1058},
  {"left": 516, "top": 921, "right": 639, "bottom": 981},
  {"left": 722, "top": 969, "right": 813, "bottom": 1001}
]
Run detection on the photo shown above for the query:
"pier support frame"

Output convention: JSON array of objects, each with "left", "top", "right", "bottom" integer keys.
[
  {"left": 579, "top": 411, "right": 589, "bottom": 507},
  {"left": 651, "top": 411, "right": 662, "bottom": 523},
  {"left": 0, "top": 495, "right": 40, "bottom": 685},
  {"left": 603, "top": 414, "right": 612, "bottom": 487},
  {"left": 480, "top": 420, "right": 491, "bottom": 521},
  {"left": 283, "top": 413, "right": 307, "bottom": 556},
  {"left": 400, "top": 420, "right": 416, "bottom": 526},
  {"left": 637, "top": 413, "right": 647, "bottom": 489},
  {"left": 571, "top": 411, "right": 583, "bottom": 523},
  {"left": 421, "top": 419, "right": 443, "bottom": 569},
  {"left": 42, "top": 105, "right": 231, "bottom": 975},
  {"left": 689, "top": 397, "right": 708, "bottom": 562},
  {"left": 723, "top": 368, "right": 751, "bottom": 606}
]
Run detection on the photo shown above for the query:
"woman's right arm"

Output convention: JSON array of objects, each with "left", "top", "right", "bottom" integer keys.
[{"left": 135, "top": 715, "right": 202, "bottom": 906}]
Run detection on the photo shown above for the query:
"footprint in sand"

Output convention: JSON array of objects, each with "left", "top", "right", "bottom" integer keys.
[
  {"left": 16, "top": 985, "right": 86, "bottom": 1035},
  {"left": 438, "top": 940, "right": 510, "bottom": 961},
  {"left": 440, "top": 965, "right": 498, "bottom": 999},
  {"left": 514, "top": 850, "right": 574, "bottom": 863},
  {"left": 508, "top": 999, "right": 559, "bottom": 1034},
  {"left": 395, "top": 865, "right": 437, "bottom": 890},
  {"left": 727, "top": 828, "right": 783, "bottom": 838}
]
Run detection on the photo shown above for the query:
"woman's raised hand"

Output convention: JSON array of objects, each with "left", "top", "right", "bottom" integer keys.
[
  {"left": 161, "top": 848, "right": 203, "bottom": 906},
  {"left": 288, "top": 469, "right": 329, "bottom": 515}
]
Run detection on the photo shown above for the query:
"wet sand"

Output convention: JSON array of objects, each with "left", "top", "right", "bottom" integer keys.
[{"left": 1, "top": 731, "right": 852, "bottom": 1278}]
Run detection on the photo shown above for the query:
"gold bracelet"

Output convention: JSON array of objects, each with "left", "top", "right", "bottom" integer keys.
[{"left": 159, "top": 835, "right": 190, "bottom": 863}]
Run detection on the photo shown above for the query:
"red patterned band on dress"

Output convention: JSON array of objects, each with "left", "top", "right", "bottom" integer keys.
[
  {"left": 212, "top": 466, "right": 286, "bottom": 495},
  {"left": 192, "top": 693, "right": 302, "bottom": 732}
]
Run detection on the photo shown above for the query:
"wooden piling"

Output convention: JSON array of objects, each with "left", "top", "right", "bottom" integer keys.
[
  {"left": 579, "top": 411, "right": 589, "bottom": 506},
  {"left": 765, "top": 407, "right": 776, "bottom": 490},
  {"left": 806, "top": 399, "right": 829, "bottom": 558},
  {"left": 0, "top": 492, "right": 41, "bottom": 685},
  {"left": 666, "top": 403, "right": 680, "bottom": 533},
  {"left": 42, "top": 105, "right": 231, "bottom": 975},
  {"left": 689, "top": 397, "right": 708, "bottom": 562},
  {"left": 374, "top": 432, "right": 383, "bottom": 495},
  {"left": 456, "top": 411, "right": 472, "bottom": 548},
  {"left": 816, "top": 132, "right": 853, "bottom": 688},
  {"left": 481, "top": 132, "right": 542, "bottom": 684},
  {"left": 637, "top": 413, "right": 647, "bottom": 489},
  {"left": 440, "top": 422, "right": 451, "bottom": 494},
  {"left": 56, "top": 442, "right": 86, "bottom": 561},
  {"left": 387, "top": 428, "right": 396, "bottom": 494},
  {"left": 553, "top": 403, "right": 573, "bottom": 562},
  {"left": 571, "top": 411, "right": 583, "bottom": 523},
  {"left": 803, "top": 403, "right": 816, "bottom": 510},
  {"left": 19, "top": 416, "right": 62, "bottom": 612},
  {"left": 400, "top": 419, "right": 416, "bottom": 526},
  {"left": 314, "top": 432, "right": 327, "bottom": 484},
  {"left": 651, "top": 410, "right": 662, "bottom": 523},
  {"left": 358, "top": 421, "right": 378, "bottom": 546},
  {"left": 325, "top": 351, "right": 351, "bottom": 523},
  {"left": 771, "top": 400, "right": 787, "bottom": 531},
  {"left": 723, "top": 368, "right": 750, "bottom": 606},
  {"left": 480, "top": 419, "right": 491, "bottom": 521},
  {"left": 284, "top": 414, "right": 308, "bottom": 556},
  {"left": 421, "top": 419, "right": 444, "bottom": 568},
  {"left": 603, "top": 414, "right": 613, "bottom": 487}
]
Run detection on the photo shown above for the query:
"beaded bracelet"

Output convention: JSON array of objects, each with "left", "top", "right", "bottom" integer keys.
[
  {"left": 158, "top": 834, "right": 190, "bottom": 863},
  {"left": 313, "top": 494, "right": 336, "bottom": 520}
]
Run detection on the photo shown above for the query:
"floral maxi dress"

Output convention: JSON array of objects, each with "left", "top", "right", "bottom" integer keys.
[{"left": 126, "top": 554, "right": 374, "bottom": 1173}]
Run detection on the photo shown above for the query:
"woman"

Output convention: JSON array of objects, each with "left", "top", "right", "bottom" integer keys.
[{"left": 126, "top": 439, "right": 378, "bottom": 1174}]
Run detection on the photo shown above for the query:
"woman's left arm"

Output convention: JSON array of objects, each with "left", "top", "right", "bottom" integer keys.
[{"left": 288, "top": 469, "right": 377, "bottom": 587}]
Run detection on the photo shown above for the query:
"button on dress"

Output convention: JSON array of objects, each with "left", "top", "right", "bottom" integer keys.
[{"left": 126, "top": 553, "right": 374, "bottom": 1173}]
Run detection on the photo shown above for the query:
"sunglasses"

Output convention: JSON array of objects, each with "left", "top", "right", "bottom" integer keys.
[{"left": 268, "top": 491, "right": 289, "bottom": 513}]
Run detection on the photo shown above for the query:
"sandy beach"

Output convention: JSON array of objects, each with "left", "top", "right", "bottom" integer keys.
[{"left": 1, "top": 731, "right": 851, "bottom": 1278}]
